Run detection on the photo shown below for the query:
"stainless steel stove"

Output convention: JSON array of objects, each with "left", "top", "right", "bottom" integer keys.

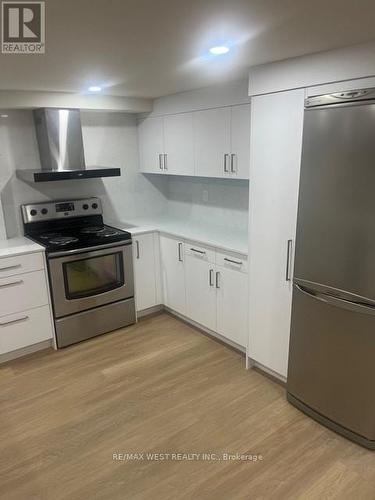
[{"left": 22, "top": 198, "right": 136, "bottom": 348}]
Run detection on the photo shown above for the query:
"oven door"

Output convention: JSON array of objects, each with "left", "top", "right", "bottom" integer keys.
[{"left": 48, "top": 243, "right": 134, "bottom": 318}]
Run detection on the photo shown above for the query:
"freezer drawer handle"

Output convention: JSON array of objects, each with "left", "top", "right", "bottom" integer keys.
[
  {"left": 286, "top": 239, "right": 293, "bottom": 282},
  {"left": 295, "top": 284, "right": 375, "bottom": 316}
]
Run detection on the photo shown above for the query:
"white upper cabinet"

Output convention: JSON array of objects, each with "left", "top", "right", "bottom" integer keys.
[
  {"left": 138, "top": 116, "right": 164, "bottom": 173},
  {"left": 163, "top": 113, "right": 194, "bottom": 176},
  {"left": 230, "top": 104, "right": 250, "bottom": 180},
  {"left": 248, "top": 89, "right": 305, "bottom": 378},
  {"left": 138, "top": 104, "right": 250, "bottom": 179},
  {"left": 194, "top": 107, "right": 231, "bottom": 178}
]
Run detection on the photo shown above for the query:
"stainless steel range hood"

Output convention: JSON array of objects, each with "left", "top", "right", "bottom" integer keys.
[{"left": 16, "top": 108, "right": 121, "bottom": 182}]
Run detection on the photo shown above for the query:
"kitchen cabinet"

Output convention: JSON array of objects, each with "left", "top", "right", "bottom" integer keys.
[
  {"left": 159, "top": 234, "right": 186, "bottom": 315},
  {"left": 133, "top": 233, "right": 159, "bottom": 312},
  {"left": 248, "top": 89, "right": 305, "bottom": 378},
  {"left": 216, "top": 257, "right": 248, "bottom": 347},
  {"left": 138, "top": 104, "right": 250, "bottom": 179},
  {"left": 0, "top": 251, "right": 54, "bottom": 358},
  {"left": 138, "top": 116, "right": 164, "bottom": 173},
  {"left": 184, "top": 243, "right": 216, "bottom": 331},
  {"left": 194, "top": 107, "right": 231, "bottom": 178},
  {"left": 163, "top": 113, "right": 194, "bottom": 175},
  {"left": 230, "top": 104, "right": 251, "bottom": 179}
]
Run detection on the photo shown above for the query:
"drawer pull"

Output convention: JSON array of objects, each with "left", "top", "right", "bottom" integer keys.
[
  {"left": 0, "top": 279, "right": 24, "bottom": 288},
  {"left": 224, "top": 257, "right": 242, "bottom": 265},
  {"left": 0, "top": 264, "right": 21, "bottom": 272},
  {"left": 0, "top": 315, "right": 29, "bottom": 327},
  {"left": 190, "top": 248, "right": 206, "bottom": 255}
]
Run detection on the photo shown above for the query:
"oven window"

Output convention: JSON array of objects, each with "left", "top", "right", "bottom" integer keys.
[{"left": 63, "top": 252, "right": 124, "bottom": 299}]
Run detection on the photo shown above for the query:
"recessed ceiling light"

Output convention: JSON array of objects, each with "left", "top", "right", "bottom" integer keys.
[
  {"left": 209, "top": 46, "right": 230, "bottom": 55},
  {"left": 0, "top": 114, "right": 8, "bottom": 118},
  {"left": 88, "top": 86, "right": 102, "bottom": 92}
]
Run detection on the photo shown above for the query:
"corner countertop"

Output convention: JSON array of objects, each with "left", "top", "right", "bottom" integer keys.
[
  {"left": 112, "top": 215, "right": 248, "bottom": 255},
  {"left": 0, "top": 237, "right": 45, "bottom": 258}
]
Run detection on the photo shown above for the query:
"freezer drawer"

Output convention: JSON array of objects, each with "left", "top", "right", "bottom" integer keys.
[{"left": 287, "top": 284, "right": 375, "bottom": 446}]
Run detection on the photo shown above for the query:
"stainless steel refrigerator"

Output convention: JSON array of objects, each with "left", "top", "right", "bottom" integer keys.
[{"left": 287, "top": 88, "right": 375, "bottom": 449}]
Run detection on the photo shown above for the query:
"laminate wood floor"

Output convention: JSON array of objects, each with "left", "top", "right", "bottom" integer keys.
[{"left": 0, "top": 312, "right": 374, "bottom": 500}]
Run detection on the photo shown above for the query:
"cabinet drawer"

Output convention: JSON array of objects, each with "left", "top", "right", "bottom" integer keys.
[
  {"left": 0, "top": 270, "right": 49, "bottom": 317},
  {"left": 0, "top": 305, "right": 52, "bottom": 354},
  {"left": 216, "top": 250, "right": 248, "bottom": 273},
  {"left": 0, "top": 252, "right": 44, "bottom": 278},
  {"left": 184, "top": 242, "right": 215, "bottom": 263}
]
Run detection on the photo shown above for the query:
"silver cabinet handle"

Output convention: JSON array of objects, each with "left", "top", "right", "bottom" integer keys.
[
  {"left": 230, "top": 153, "right": 236, "bottom": 173},
  {"left": 215, "top": 271, "right": 220, "bottom": 289},
  {"left": 0, "top": 264, "right": 21, "bottom": 272},
  {"left": 224, "top": 257, "right": 242, "bottom": 265},
  {"left": 159, "top": 154, "right": 163, "bottom": 170},
  {"left": 0, "top": 279, "right": 23, "bottom": 288},
  {"left": 224, "top": 154, "right": 229, "bottom": 173},
  {"left": 136, "top": 240, "right": 140, "bottom": 259},
  {"left": 209, "top": 269, "right": 214, "bottom": 287},
  {"left": 0, "top": 315, "right": 29, "bottom": 327},
  {"left": 190, "top": 248, "right": 206, "bottom": 255},
  {"left": 286, "top": 239, "right": 293, "bottom": 282},
  {"left": 163, "top": 154, "right": 168, "bottom": 170},
  {"left": 178, "top": 242, "right": 183, "bottom": 262}
]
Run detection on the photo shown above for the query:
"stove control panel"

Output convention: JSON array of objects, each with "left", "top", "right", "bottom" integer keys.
[{"left": 22, "top": 198, "right": 103, "bottom": 223}]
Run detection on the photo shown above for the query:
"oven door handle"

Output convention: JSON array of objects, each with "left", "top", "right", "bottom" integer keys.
[{"left": 48, "top": 240, "right": 132, "bottom": 258}]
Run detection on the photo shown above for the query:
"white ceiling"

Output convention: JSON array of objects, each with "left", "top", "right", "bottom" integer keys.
[{"left": 1, "top": 0, "right": 375, "bottom": 98}]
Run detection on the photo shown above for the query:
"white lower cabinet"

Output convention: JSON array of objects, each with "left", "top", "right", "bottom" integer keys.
[
  {"left": 0, "top": 251, "right": 54, "bottom": 358},
  {"left": 133, "top": 233, "right": 159, "bottom": 312},
  {"left": 0, "top": 306, "right": 52, "bottom": 354},
  {"left": 216, "top": 264, "right": 248, "bottom": 347},
  {"left": 159, "top": 234, "right": 186, "bottom": 315},
  {"left": 185, "top": 244, "right": 216, "bottom": 331}
]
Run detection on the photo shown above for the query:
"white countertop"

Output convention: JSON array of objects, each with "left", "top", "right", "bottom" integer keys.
[
  {"left": 0, "top": 237, "right": 44, "bottom": 258},
  {"left": 113, "top": 215, "right": 248, "bottom": 255}
]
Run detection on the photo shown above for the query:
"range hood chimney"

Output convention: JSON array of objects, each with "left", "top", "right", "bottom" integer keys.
[{"left": 16, "top": 108, "right": 121, "bottom": 182}]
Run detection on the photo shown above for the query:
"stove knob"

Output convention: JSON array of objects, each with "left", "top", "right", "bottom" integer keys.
[
  {"left": 92, "top": 203, "right": 98, "bottom": 209},
  {"left": 82, "top": 204, "right": 89, "bottom": 210},
  {"left": 41, "top": 208, "right": 48, "bottom": 215},
  {"left": 30, "top": 209, "right": 37, "bottom": 216}
]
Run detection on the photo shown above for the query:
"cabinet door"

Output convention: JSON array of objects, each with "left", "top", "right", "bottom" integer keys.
[
  {"left": 138, "top": 117, "right": 164, "bottom": 173},
  {"left": 230, "top": 104, "right": 250, "bottom": 180},
  {"left": 248, "top": 89, "right": 305, "bottom": 378},
  {"left": 163, "top": 113, "right": 194, "bottom": 176},
  {"left": 133, "top": 233, "right": 158, "bottom": 311},
  {"left": 159, "top": 235, "right": 186, "bottom": 315},
  {"left": 194, "top": 107, "right": 231, "bottom": 178},
  {"left": 185, "top": 254, "right": 216, "bottom": 331},
  {"left": 216, "top": 266, "right": 248, "bottom": 347}
]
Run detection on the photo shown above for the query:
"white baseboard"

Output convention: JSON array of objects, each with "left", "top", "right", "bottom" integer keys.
[
  {"left": 0, "top": 339, "right": 53, "bottom": 364},
  {"left": 164, "top": 307, "right": 246, "bottom": 354},
  {"left": 248, "top": 357, "right": 287, "bottom": 385},
  {"left": 137, "top": 304, "right": 164, "bottom": 319}
]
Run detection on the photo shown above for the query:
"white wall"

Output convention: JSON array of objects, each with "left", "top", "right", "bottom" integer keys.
[
  {"left": 0, "top": 111, "right": 167, "bottom": 238},
  {"left": 249, "top": 40, "right": 375, "bottom": 96},
  {"left": 165, "top": 176, "right": 249, "bottom": 231}
]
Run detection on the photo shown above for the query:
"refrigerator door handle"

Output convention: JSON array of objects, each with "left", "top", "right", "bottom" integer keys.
[{"left": 295, "top": 284, "right": 375, "bottom": 316}]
